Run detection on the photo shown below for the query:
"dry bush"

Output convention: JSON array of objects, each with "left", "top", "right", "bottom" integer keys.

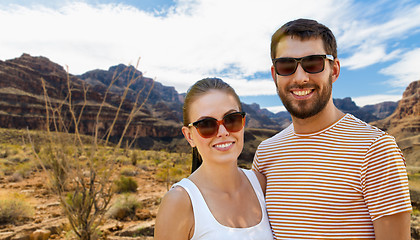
[
  {"left": 8, "top": 172, "right": 23, "bottom": 182},
  {"left": 0, "top": 194, "right": 33, "bottom": 225},
  {"left": 120, "top": 166, "right": 138, "bottom": 176},
  {"left": 130, "top": 150, "right": 138, "bottom": 166},
  {"left": 154, "top": 152, "right": 191, "bottom": 189},
  {"left": 113, "top": 176, "right": 138, "bottom": 193},
  {"left": 29, "top": 60, "right": 154, "bottom": 240},
  {"left": 106, "top": 194, "right": 142, "bottom": 220},
  {"left": 0, "top": 144, "right": 34, "bottom": 182}
]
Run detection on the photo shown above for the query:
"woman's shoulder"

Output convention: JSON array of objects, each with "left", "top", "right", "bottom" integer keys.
[
  {"left": 157, "top": 179, "right": 194, "bottom": 221},
  {"left": 163, "top": 183, "right": 192, "bottom": 208},
  {"left": 154, "top": 182, "right": 194, "bottom": 239}
]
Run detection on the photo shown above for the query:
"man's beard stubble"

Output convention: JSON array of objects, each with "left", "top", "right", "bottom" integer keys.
[{"left": 277, "top": 75, "right": 333, "bottom": 119}]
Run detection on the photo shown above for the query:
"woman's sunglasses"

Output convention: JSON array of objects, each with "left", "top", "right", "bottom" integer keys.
[
  {"left": 272, "top": 54, "right": 334, "bottom": 76},
  {"left": 188, "top": 111, "right": 246, "bottom": 138}
]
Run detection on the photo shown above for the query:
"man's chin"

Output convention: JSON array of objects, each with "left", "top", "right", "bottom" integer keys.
[{"left": 287, "top": 104, "right": 324, "bottom": 119}]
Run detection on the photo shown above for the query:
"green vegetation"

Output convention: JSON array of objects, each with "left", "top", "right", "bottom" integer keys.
[
  {"left": 0, "top": 143, "right": 35, "bottom": 181},
  {"left": 120, "top": 166, "right": 139, "bottom": 176},
  {"left": 0, "top": 194, "right": 33, "bottom": 224},
  {"left": 0, "top": 127, "right": 192, "bottom": 232},
  {"left": 412, "top": 208, "right": 420, "bottom": 216},
  {"left": 114, "top": 176, "right": 138, "bottom": 193},
  {"left": 106, "top": 194, "right": 142, "bottom": 220},
  {"left": 154, "top": 151, "right": 191, "bottom": 189}
]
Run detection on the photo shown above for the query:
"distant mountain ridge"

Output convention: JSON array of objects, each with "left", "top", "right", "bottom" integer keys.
[
  {"left": 0, "top": 54, "right": 182, "bottom": 142},
  {"left": 79, "top": 64, "right": 184, "bottom": 123},
  {"left": 333, "top": 97, "right": 398, "bottom": 123},
  {"left": 0, "top": 53, "right": 403, "bottom": 133},
  {"left": 76, "top": 65, "right": 400, "bottom": 131},
  {"left": 0, "top": 54, "right": 416, "bottom": 163}
]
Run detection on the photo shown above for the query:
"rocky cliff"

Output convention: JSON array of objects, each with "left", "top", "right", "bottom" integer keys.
[
  {"left": 0, "top": 54, "right": 182, "bottom": 142},
  {"left": 333, "top": 97, "right": 398, "bottom": 123},
  {"left": 371, "top": 80, "right": 420, "bottom": 166},
  {"left": 373, "top": 80, "right": 419, "bottom": 138},
  {"left": 79, "top": 64, "right": 184, "bottom": 123}
]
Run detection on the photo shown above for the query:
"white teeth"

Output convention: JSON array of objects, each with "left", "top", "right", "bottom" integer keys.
[
  {"left": 293, "top": 90, "right": 312, "bottom": 96},
  {"left": 215, "top": 143, "right": 232, "bottom": 148}
]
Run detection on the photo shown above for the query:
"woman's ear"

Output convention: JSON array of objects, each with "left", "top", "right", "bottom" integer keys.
[{"left": 182, "top": 126, "right": 196, "bottom": 147}]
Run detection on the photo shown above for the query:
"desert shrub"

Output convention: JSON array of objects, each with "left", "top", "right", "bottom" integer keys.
[
  {"left": 0, "top": 150, "right": 8, "bottom": 159},
  {"left": 15, "top": 162, "right": 34, "bottom": 179},
  {"left": 28, "top": 62, "right": 153, "bottom": 240},
  {"left": 155, "top": 158, "right": 189, "bottom": 189},
  {"left": 2, "top": 166, "right": 14, "bottom": 176},
  {"left": 155, "top": 162, "right": 171, "bottom": 183},
  {"left": 116, "top": 155, "right": 130, "bottom": 165},
  {"left": 130, "top": 150, "right": 138, "bottom": 166},
  {"left": 8, "top": 172, "right": 23, "bottom": 182},
  {"left": 0, "top": 196, "right": 33, "bottom": 224},
  {"left": 0, "top": 149, "right": 9, "bottom": 158},
  {"left": 120, "top": 166, "right": 138, "bottom": 176},
  {"left": 106, "top": 194, "right": 142, "bottom": 220},
  {"left": 169, "top": 166, "right": 185, "bottom": 182},
  {"left": 5, "top": 145, "right": 19, "bottom": 156},
  {"left": 113, "top": 176, "right": 138, "bottom": 193}
]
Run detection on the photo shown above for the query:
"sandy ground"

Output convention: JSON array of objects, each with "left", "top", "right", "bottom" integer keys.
[{"left": 0, "top": 165, "right": 168, "bottom": 239}]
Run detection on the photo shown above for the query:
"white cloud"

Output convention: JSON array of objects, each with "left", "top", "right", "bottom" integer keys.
[
  {"left": 0, "top": 0, "right": 350, "bottom": 95},
  {"left": 379, "top": 48, "right": 420, "bottom": 87},
  {"left": 352, "top": 94, "right": 401, "bottom": 107},
  {"left": 266, "top": 105, "right": 287, "bottom": 114},
  {"left": 222, "top": 78, "right": 276, "bottom": 97},
  {"left": 0, "top": 0, "right": 419, "bottom": 98},
  {"left": 337, "top": 2, "right": 420, "bottom": 69},
  {"left": 340, "top": 45, "right": 401, "bottom": 70}
]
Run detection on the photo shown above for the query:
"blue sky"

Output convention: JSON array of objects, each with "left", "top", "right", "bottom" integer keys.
[{"left": 1, "top": 0, "right": 419, "bottom": 113}]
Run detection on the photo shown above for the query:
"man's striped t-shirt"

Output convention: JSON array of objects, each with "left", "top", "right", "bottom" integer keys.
[{"left": 253, "top": 114, "right": 412, "bottom": 239}]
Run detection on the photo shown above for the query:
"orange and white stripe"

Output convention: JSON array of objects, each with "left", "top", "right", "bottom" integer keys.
[{"left": 253, "top": 114, "right": 412, "bottom": 239}]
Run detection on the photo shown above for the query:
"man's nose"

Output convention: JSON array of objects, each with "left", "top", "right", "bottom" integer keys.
[{"left": 293, "top": 63, "right": 309, "bottom": 84}]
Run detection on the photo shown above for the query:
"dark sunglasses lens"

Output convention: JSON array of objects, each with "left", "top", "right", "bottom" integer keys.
[
  {"left": 196, "top": 119, "right": 218, "bottom": 137},
  {"left": 275, "top": 58, "right": 297, "bottom": 76},
  {"left": 223, "top": 113, "right": 244, "bottom": 132},
  {"left": 302, "top": 55, "right": 325, "bottom": 73}
]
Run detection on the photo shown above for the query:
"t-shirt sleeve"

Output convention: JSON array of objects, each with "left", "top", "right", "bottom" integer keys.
[{"left": 361, "top": 134, "right": 412, "bottom": 221}]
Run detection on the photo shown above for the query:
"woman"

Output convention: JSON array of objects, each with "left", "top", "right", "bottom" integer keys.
[{"left": 154, "top": 78, "right": 273, "bottom": 240}]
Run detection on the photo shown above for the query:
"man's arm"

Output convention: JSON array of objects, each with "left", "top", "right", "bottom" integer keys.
[
  {"left": 362, "top": 134, "right": 412, "bottom": 239},
  {"left": 373, "top": 211, "right": 411, "bottom": 240}
]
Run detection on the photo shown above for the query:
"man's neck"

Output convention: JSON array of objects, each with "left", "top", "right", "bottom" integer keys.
[{"left": 291, "top": 102, "right": 345, "bottom": 134}]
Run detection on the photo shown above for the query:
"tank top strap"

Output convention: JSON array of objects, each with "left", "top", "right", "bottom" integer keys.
[
  {"left": 171, "top": 178, "right": 215, "bottom": 238},
  {"left": 241, "top": 169, "right": 266, "bottom": 207},
  {"left": 172, "top": 171, "right": 273, "bottom": 240}
]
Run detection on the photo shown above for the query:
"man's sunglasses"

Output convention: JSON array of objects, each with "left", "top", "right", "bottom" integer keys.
[
  {"left": 272, "top": 54, "right": 334, "bottom": 76},
  {"left": 188, "top": 111, "right": 246, "bottom": 138}
]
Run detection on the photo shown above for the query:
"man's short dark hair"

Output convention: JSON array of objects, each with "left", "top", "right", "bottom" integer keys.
[{"left": 271, "top": 18, "right": 337, "bottom": 59}]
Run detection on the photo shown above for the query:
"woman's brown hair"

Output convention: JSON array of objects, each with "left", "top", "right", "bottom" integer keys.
[{"left": 183, "top": 78, "right": 242, "bottom": 173}]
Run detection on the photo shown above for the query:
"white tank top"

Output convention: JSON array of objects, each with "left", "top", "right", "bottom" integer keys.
[{"left": 172, "top": 169, "right": 273, "bottom": 240}]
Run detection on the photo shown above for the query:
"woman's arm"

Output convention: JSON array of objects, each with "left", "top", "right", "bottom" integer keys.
[
  {"left": 154, "top": 186, "right": 195, "bottom": 240},
  {"left": 373, "top": 211, "right": 411, "bottom": 240},
  {"left": 252, "top": 170, "right": 267, "bottom": 195}
]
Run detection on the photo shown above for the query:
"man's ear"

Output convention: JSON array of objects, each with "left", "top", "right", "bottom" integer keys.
[
  {"left": 271, "top": 65, "right": 277, "bottom": 84},
  {"left": 182, "top": 126, "right": 196, "bottom": 147},
  {"left": 331, "top": 58, "right": 340, "bottom": 83}
]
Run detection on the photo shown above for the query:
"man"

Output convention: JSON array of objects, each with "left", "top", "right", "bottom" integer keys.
[{"left": 252, "top": 19, "right": 412, "bottom": 239}]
